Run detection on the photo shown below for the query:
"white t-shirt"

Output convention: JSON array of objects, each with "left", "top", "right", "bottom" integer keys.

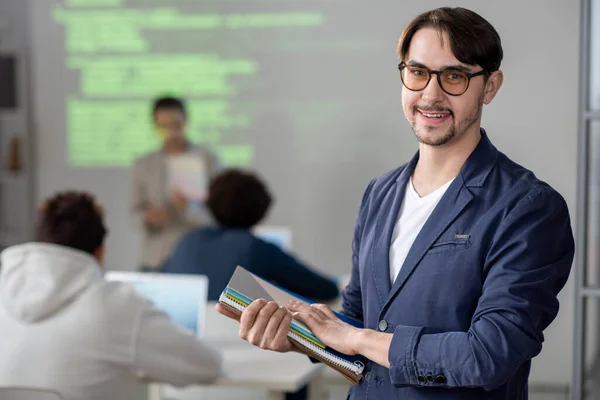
[{"left": 389, "top": 177, "right": 454, "bottom": 283}]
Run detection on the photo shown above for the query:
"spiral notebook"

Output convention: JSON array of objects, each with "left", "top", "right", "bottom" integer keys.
[{"left": 218, "top": 266, "right": 365, "bottom": 384}]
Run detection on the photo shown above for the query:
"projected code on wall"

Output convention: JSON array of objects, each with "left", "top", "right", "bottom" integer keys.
[{"left": 53, "top": 0, "right": 324, "bottom": 166}]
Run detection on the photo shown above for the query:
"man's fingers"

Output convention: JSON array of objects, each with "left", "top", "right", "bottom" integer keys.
[
  {"left": 215, "top": 303, "right": 240, "bottom": 322},
  {"left": 311, "top": 303, "right": 336, "bottom": 318},
  {"left": 239, "top": 299, "right": 267, "bottom": 339},
  {"left": 260, "top": 306, "right": 289, "bottom": 349},
  {"left": 291, "top": 310, "right": 321, "bottom": 332},
  {"left": 244, "top": 301, "right": 279, "bottom": 345},
  {"left": 287, "top": 300, "right": 311, "bottom": 313},
  {"left": 277, "top": 311, "right": 293, "bottom": 337},
  {"left": 273, "top": 312, "right": 293, "bottom": 352},
  {"left": 287, "top": 301, "right": 333, "bottom": 320}
]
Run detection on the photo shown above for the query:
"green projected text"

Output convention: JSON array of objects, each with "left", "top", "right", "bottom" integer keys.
[
  {"left": 68, "top": 55, "right": 257, "bottom": 97},
  {"left": 52, "top": 1, "right": 324, "bottom": 167}
]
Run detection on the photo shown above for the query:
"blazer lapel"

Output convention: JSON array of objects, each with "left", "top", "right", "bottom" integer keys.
[
  {"left": 379, "top": 129, "right": 498, "bottom": 314},
  {"left": 382, "top": 176, "right": 473, "bottom": 313},
  {"left": 370, "top": 156, "right": 417, "bottom": 307}
]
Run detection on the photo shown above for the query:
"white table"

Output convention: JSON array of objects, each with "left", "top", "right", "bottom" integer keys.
[{"left": 148, "top": 338, "right": 325, "bottom": 400}]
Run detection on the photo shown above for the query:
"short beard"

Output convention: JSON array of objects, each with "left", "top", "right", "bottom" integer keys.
[
  {"left": 412, "top": 96, "right": 484, "bottom": 147},
  {"left": 413, "top": 123, "right": 456, "bottom": 146}
]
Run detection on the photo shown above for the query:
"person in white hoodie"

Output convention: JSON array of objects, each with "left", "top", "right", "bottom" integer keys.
[{"left": 0, "top": 191, "right": 222, "bottom": 400}]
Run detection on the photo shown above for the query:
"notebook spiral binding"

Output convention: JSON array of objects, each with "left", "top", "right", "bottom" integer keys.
[
  {"left": 220, "top": 294, "right": 364, "bottom": 376},
  {"left": 287, "top": 331, "right": 364, "bottom": 375}
]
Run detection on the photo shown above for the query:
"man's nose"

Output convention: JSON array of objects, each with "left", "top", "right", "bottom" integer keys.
[{"left": 421, "top": 74, "right": 446, "bottom": 102}]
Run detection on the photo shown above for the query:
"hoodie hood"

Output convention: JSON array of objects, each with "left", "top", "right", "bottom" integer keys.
[{"left": 0, "top": 242, "right": 103, "bottom": 322}]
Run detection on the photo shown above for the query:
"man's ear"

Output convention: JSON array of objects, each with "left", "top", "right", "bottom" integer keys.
[{"left": 483, "top": 70, "right": 504, "bottom": 105}]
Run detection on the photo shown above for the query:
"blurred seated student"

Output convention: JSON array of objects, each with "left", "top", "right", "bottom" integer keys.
[
  {"left": 163, "top": 169, "right": 340, "bottom": 303},
  {"left": 0, "top": 191, "right": 222, "bottom": 400}
]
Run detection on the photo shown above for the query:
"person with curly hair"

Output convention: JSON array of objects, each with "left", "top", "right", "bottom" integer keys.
[{"left": 0, "top": 191, "right": 222, "bottom": 400}]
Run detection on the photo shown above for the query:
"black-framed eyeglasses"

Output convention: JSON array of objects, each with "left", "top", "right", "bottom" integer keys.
[{"left": 398, "top": 62, "right": 488, "bottom": 96}]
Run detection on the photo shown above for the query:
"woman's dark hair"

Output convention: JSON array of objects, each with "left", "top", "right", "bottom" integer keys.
[
  {"left": 35, "top": 191, "right": 107, "bottom": 255},
  {"left": 398, "top": 7, "right": 503, "bottom": 73},
  {"left": 206, "top": 169, "right": 272, "bottom": 229}
]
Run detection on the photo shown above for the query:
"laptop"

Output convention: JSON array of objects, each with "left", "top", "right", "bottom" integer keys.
[{"left": 104, "top": 272, "right": 208, "bottom": 338}]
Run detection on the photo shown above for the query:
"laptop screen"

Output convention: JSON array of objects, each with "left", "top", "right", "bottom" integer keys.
[{"left": 104, "top": 272, "right": 208, "bottom": 337}]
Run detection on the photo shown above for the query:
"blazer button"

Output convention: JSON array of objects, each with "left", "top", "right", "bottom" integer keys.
[
  {"left": 426, "top": 375, "right": 435, "bottom": 383},
  {"left": 417, "top": 375, "right": 426, "bottom": 384},
  {"left": 436, "top": 375, "right": 447, "bottom": 384},
  {"left": 378, "top": 320, "right": 388, "bottom": 331}
]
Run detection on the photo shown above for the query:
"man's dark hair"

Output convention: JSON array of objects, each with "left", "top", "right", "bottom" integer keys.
[
  {"left": 398, "top": 7, "right": 503, "bottom": 73},
  {"left": 206, "top": 169, "right": 272, "bottom": 229},
  {"left": 35, "top": 191, "right": 107, "bottom": 255},
  {"left": 152, "top": 96, "right": 187, "bottom": 118}
]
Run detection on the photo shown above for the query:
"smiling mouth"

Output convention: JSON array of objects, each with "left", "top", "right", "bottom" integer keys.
[{"left": 417, "top": 109, "right": 452, "bottom": 119}]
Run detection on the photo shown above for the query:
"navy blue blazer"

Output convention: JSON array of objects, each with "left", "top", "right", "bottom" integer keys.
[
  {"left": 162, "top": 227, "right": 339, "bottom": 302},
  {"left": 342, "top": 130, "right": 574, "bottom": 399}
]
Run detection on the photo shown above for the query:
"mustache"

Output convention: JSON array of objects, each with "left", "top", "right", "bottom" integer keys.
[{"left": 414, "top": 105, "right": 453, "bottom": 113}]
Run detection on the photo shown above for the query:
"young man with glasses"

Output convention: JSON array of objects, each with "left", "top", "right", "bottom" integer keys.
[{"left": 217, "top": 7, "right": 574, "bottom": 400}]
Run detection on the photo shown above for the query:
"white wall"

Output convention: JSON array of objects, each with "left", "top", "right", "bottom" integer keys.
[
  {"left": 24, "top": 0, "right": 579, "bottom": 386},
  {"left": 0, "top": 0, "right": 35, "bottom": 246}
]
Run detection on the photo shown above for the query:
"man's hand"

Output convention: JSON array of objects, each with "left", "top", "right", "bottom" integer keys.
[
  {"left": 215, "top": 303, "right": 241, "bottom": 322},
  {"left": 216, "top": 299, "right": 294, "bottom": 353},
  {"left": 143, "top": 206, "right": 168, "bottom": 228},
  {"left": 287, "top": 300, "right": 361, "bottom": 356},
  {"left": 170, "top": 190, "right": 188, "bottom": 211}
]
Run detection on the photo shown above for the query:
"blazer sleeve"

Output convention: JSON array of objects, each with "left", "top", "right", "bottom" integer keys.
[
  {"left": 387, "top": 189, "right": 575, "bottom": 390},
  {"left": 341, "top": 179, "right": 376, "bottom": 322}
]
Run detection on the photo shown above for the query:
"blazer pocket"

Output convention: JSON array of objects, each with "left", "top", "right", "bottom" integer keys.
[{"left": 426, "top": 238, "right": 472, "bottom": 255}]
